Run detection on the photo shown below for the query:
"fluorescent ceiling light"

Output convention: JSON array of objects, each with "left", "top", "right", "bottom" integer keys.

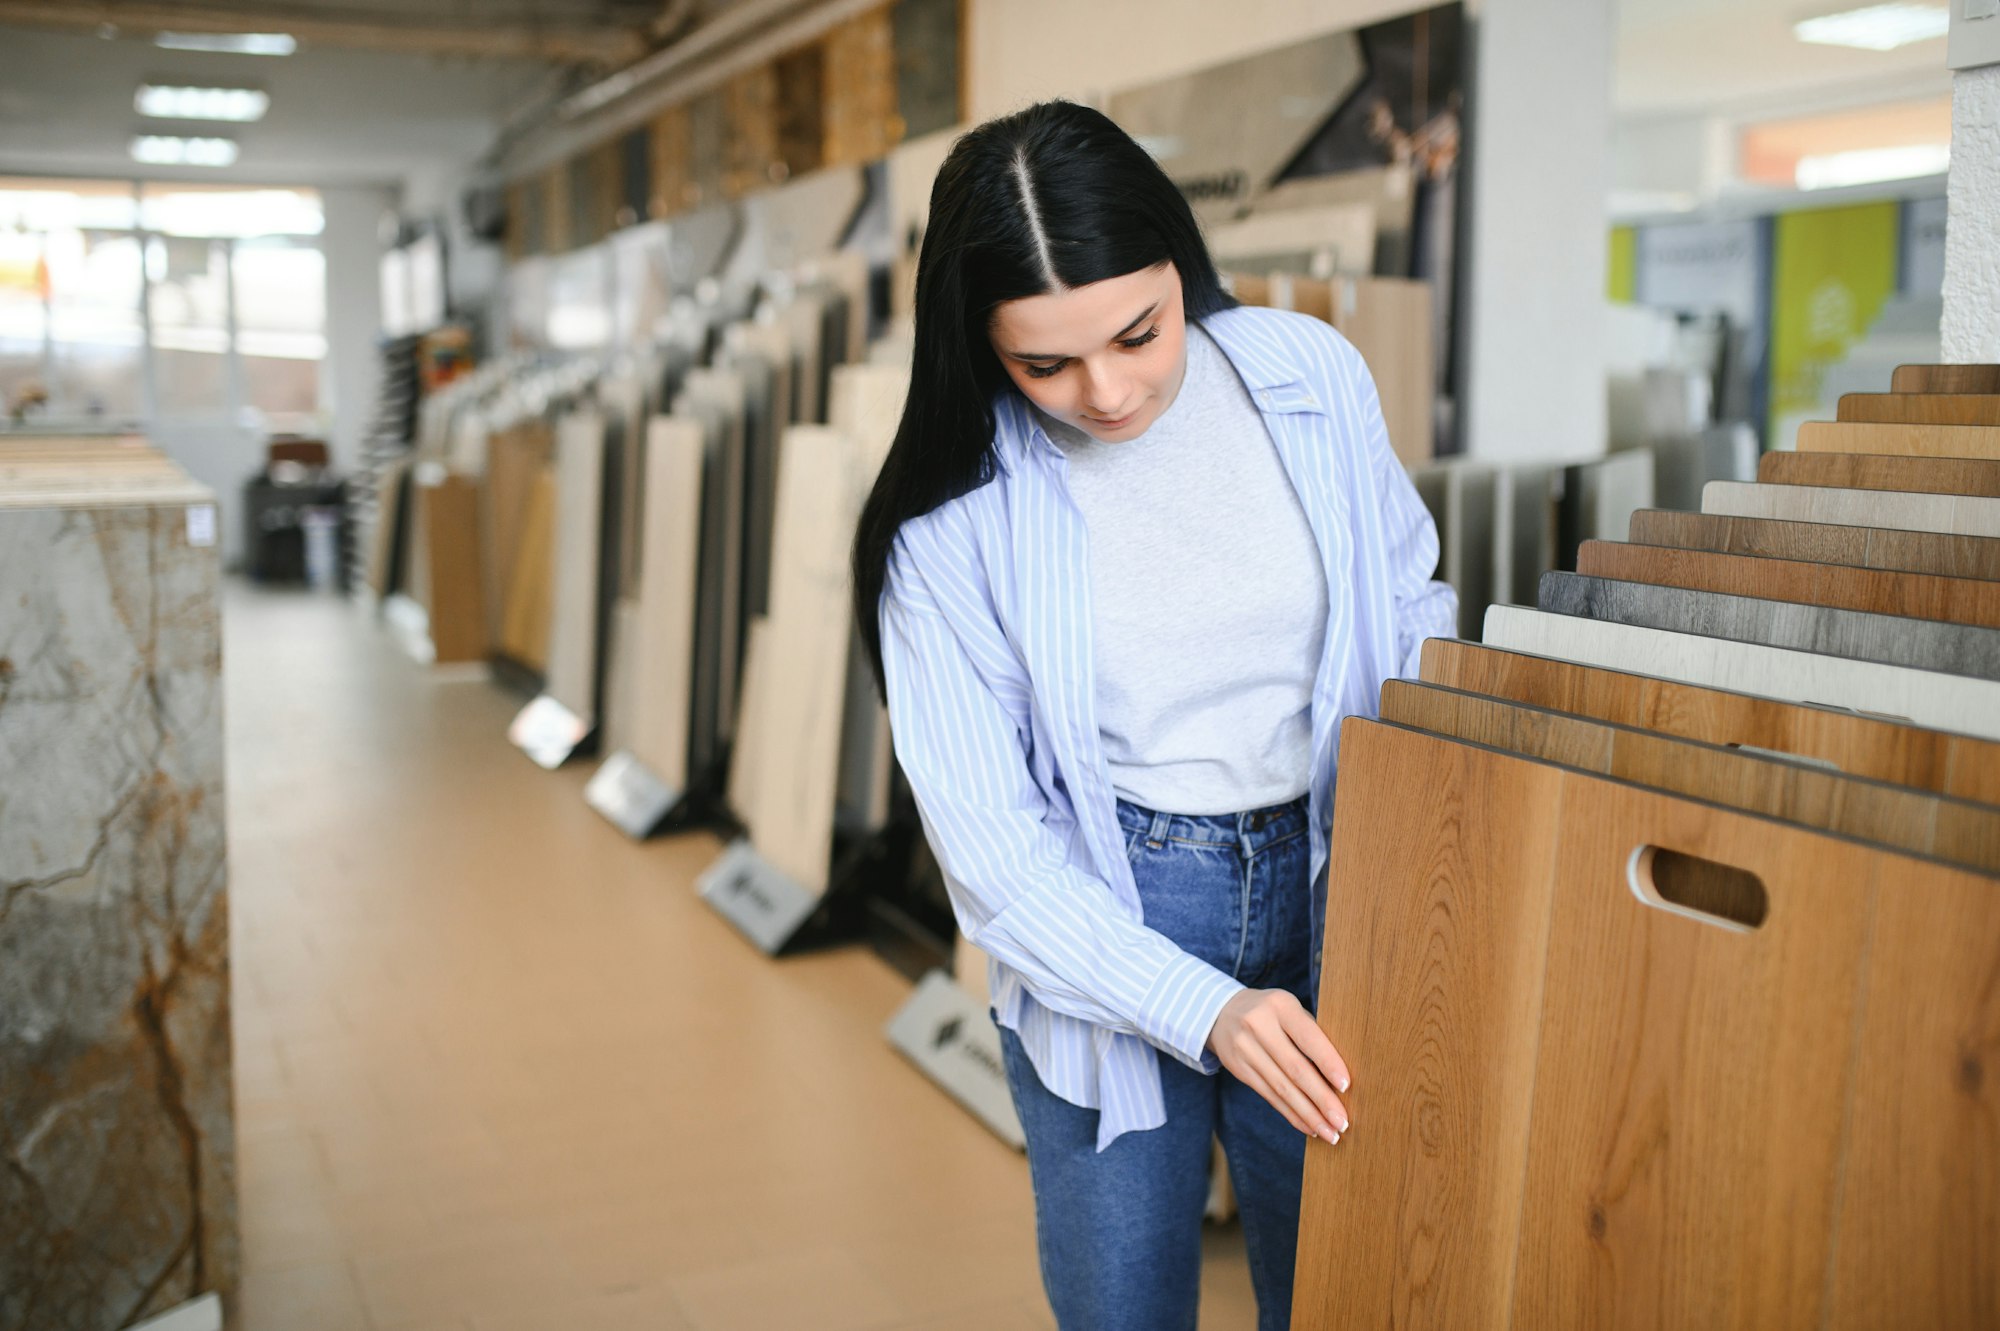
[
  {"left": 1795, "top": 142, "right": 1949, "bottom": 188},
  {"left": 154, "top": 31, "right": 296, "bottom": 56},
  {"left": 1794, "top": 3, "right": 1949, "bottom": 51},
  {"left": 130, "top": 135, "right": 240, "bottom": 167},
  {"left": 135, "top": 84, "right": 269, "bottom": 122}
]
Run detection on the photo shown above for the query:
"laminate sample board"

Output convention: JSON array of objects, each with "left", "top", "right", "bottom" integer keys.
[
  {"left": 1759, "top": 449, "right": 2000, "bottom": 498},
  {"left": 1481, "top": 605, "right": 2000, "bottom": 741},
  {"left": 1703, "top": 480, "right": 2000, "bottom": 537},
  {"left": 1294, "top": 719, "right": 2000, "bottom": 1329},
  {"left": 1379, "top": 680, "right": 2000, "bottom": 872},
  {"left": 1419, "top": 638, "right": 2000, "bottom": 806},
  {"left": 2, "top": 495, "right": 239, "bottom": 1326},
  {"left": 1628, "top": 509, "right": 2000, "bottom": 582},
  {"left": 1559, "top": 448, "right": 1654, "bottom": 570},
  {"left": 482, "top": 422, "right": 554, "bottom": 651},
  {"left": 727, "top": 425, "right": 860, "bottom": 893},
  {"left": 627, "top": 419, "right": 704, "bottom": 789},
  {"left": 1838, "top": 392, "right": 2000, "bottom": 426},
  {"left": 1576, "top": 540, "right": 2000, "bottom": 629},
  {"left": 1539, "top": 570, "right": 2000, "bottom": 682},
  {"left": 1796, "top": 419, "right": 2000, "bottom": 460},
  {"left": 1893, "top": 363, "right": 2000, "bottom": 394},
  {"left": 675, "top": 369, "right": 747, "bottom": 765},
  {"left": 499, "top": 467, "right": 557, "bottom": 672},
  {"left": 546, "top": 412, "right": 607, "bottom": 723},
  {"left": 411, "top": 473, "right": 486, "bottom": 664}
]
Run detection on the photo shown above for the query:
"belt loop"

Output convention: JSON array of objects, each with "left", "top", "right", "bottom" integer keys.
[{"left": 1147, "top": 808, "right": 1172, "bottom": 849}]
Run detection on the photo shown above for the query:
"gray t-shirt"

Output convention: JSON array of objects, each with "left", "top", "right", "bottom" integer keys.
[{"left": 1039, "top": 325, "right": 1328, "bottom": 816}]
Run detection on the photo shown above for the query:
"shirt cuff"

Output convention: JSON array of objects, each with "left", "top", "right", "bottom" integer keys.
[{"left": 1137, "top": 949, "right": 1246, "bottom": 1072}]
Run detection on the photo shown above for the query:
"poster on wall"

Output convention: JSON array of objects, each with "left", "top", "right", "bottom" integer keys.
[
  {"left": 1634, "top": 218, "right": 1767, "bottom": 428},
  {"left": 1768, "top": 201, "right": 1898, "bottom": 447}
]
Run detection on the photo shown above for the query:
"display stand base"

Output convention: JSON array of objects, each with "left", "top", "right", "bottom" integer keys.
[
  {"left": 695, "top": 839, "right": 828, "bottom": 954},
  {"left": 508, "top": 694, "right": 594, "bottom": 769},
  {"left": 585, "top": 750, "right": 683, "bottom": 838},
  {"left": 886, "top": 970, "right": 1025, "bottom": 1149}
]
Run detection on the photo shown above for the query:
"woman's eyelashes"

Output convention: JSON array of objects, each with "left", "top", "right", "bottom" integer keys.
[{"left": 1021, "top": 325, "right": 1163, "bottom": 380}]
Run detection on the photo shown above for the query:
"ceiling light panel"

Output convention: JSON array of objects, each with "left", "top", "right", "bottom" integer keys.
[
  {"left": 136, "top": 85, "right": 269, "bottom": 122},
  {"left": 1794, "top": 3, "right": 1950, "bottom": 51},
  {"left": 154, "top": 32, "right": 297, "bottom": 56},
  {"left": 130, "top": 135, "right": 240, "bottom": 167}
]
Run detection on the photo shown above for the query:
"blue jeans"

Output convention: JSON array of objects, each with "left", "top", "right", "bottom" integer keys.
[{"left": 999, "top": 794, "right": 1315, "bottom": 1331}]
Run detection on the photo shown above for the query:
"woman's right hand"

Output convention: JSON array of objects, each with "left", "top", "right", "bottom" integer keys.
[{"left": 1206, "top": 988, "right": 1351, "bottom": 1142}]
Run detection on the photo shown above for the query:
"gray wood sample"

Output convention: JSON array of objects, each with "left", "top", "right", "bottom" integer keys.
[
  {"left": 1481, "top": 605, "right": 2000, "bottom": 741},
  {"left": 1538, "top": 570, "right": 2000, "bottom": 682}
]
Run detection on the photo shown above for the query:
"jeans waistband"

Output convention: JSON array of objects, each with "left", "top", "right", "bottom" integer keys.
[{"left": 1114, "top": 792, "right": 1309, "bottom": 849}]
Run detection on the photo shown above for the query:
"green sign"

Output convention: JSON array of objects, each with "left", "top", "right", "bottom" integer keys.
[{"left": 1769, "top": 201, "right": 1899, "bottom": 445}]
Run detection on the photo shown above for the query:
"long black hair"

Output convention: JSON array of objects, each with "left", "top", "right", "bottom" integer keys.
[{"left": 852, "top": 99, "right": 1236, "bottom": 686}]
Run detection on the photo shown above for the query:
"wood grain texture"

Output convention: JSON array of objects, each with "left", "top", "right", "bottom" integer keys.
[
  {"left": 1295, "top": 718, "right": 2000, "bottom": 1329},
  {"left": 1796, "top": 419, "right": 2000, "bottom": 460},
  {"left": 1540, "top": 570, "right": 2000, "bottom": 681},
  {"left": 414, "top": 474, "right": 485, "bottom": 664},
  {"left": 1703, "top": 481, "right": 2000, "bottom": 537},
  {"left": 822, "top": 7, "right": 898, "bottom": 166},
  {"left": 1480, "top": 606, "right": 2000, "bottom": 742},
  {"left": 1628, "top": 509, "right": 2000, "bottom": 582},
  {"left": 1892, "top": 364, "right": 2000, "bottom": 394},
  {"left": 1379, "top": 680, "right": 2000, "bottom": 872},
  {"left": 1576, "top": 540, "right": 2000, "bottom": 629},
  {"left": 1759, "top": 450, "right": 2000, "bottom": 498},
  {"left": 498, "top": 466, "right": 556, "bottom": 672},
  {"left": 482, "top": 421, "right": 554, "bottom": 651},
  {"left": 1838, "top": 392, "right": 2000, "bottom": 426},
  {"left": 1419, "top": 637, "right": 2000, "bottom": 806},
  {"left": 628, "top": 418, "right": 704, "bottom": 789}
]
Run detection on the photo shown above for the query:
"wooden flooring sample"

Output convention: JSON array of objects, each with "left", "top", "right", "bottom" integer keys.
[
  {"left": 1629, "top": 509, "right": 2000, "bottom": 581},
  {"left": 1296, "top": 718, "right": 2000, "bottom": 1329},
  {"left": 414, "top": 474, "right": 485, "bottom": 664},
  {"left": 1893, "top": 363, "right": 2000, "bottom": 394},
  {"left": 1419, "top": 637, "right": 2000, "bottom": 805},
  {"left": 1379, "top": 680, "right": 2000, "bottom": 872},
  {"left": 499, "top": 467, "right": 556, "bottom": 671},
  {"left": 1576, "top": 540, "right": 2000, "bottom": 629},
  {"left": 1480, "top": 606, "right": 2000, "bottom": 742},
  {"left": 1796, "top": 419, "right": 2000, "bottom": 460},
  {"left": 1760, "top": 450, "right": 2000, "bottom": 498},
  {"left": 1703, "top": 480, "right": 2000, "bottom": 537},
  {"left": 627, "top": 419, "right": 704, "bottom": 790},
  {"left": 482, "top": 422, "right": 554, "bottom": 650},
  {"left": 1838, "top": 392, "right": 2000, "bottom": 426},
  {"left": 1539, "top": 571, "right": 2000, "bottom": 681},
  {"left": 546, "top": 412, "right": 607, "bottom": 722}
]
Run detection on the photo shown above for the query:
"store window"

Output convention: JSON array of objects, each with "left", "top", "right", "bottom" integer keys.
[{"left": 0, "top": 176, "right": 324, "bottom": 430}]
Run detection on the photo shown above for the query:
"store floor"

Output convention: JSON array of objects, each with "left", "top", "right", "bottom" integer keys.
[{"left": 225, "top": 582, "right": 1261, "bottom": 1331}]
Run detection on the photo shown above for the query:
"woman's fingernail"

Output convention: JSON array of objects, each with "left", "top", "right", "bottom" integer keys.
[{"left": 1338, "top": 1075, "right": 1351, "bottom": 1093}]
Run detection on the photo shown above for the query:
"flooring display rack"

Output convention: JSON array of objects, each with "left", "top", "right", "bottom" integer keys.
[{"left": 1290, "top": 363, "right": 2000, "bottom": 1329}]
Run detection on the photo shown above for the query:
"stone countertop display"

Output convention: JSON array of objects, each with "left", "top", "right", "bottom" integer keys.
[{"left": 0, "top": 448, "right": 237, "bottom": 1330}]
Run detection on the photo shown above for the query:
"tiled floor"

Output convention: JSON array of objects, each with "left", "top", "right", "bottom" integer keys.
[{"left": 223, "top": 583, "right": 1260, "bottom": 1330}]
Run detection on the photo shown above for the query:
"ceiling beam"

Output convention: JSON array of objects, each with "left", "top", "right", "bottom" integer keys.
[{"left": 0, "top": 1, "right": 650, "bottom": 65}]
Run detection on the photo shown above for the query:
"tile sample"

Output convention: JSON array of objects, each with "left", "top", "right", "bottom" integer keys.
[
  {"left": 1702, "top": 481, "right": 2000, "bottom": 537},
  {"left": 1627, "top": 509, "right": 2000, "bottom": 582},
  {"left": 1419, "top": 637, "right": 2000, "bottom": 806},
  {"left": 1576, "top": 540, "right": 2000, "bottom": 628},
  {"left": 1538, "top": 570, "right": 2000, "bottom": 681},
  {"left": 1481, "top": 606, "right": 2000, "bottom": 741},
  {"left": 1296, "top": 719, "right": 2000, "bottom": 1328},
  {"left": 0, "top": 495, "right": 238, "bottom": 1327}
]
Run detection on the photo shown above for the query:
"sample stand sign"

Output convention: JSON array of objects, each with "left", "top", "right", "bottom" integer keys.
[
  {"left": 694, "top": 839, "right": 825, "bottom": 954},
  {"left": 885, "top": 971, "right": 1025, "bottom": 1149}
]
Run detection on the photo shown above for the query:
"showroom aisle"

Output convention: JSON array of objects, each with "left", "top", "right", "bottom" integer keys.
[{"left": 223, "top": 583, "right": 1257, "bottom": 1331}]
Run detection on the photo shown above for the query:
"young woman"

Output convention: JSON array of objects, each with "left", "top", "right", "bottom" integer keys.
[{"left": 852, "top": 100, "right": 1456, "bottom": 1330}]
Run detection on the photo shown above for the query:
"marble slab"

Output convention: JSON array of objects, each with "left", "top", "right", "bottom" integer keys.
[
  {"left": 1539, "top": 570, "right": 2000, "bottom": 682},
  {"left": 0, "top": 497, "right": 237, "bottom": 1328},
  {"left": 1482, "top": 605, "right": 2000, "bottom": 741}
]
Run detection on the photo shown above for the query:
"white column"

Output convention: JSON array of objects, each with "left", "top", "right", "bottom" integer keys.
[
  {"left": 318, "top": 185, "right": 393, "bottom": 477},
  {"left": 1460, "top": 0, "right": 1616, "bottom": 463},
  {"left": 1942, "top": 62, "right": 2000, "bottom": 361}
]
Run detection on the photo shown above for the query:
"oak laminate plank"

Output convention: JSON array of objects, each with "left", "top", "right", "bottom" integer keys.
[
  {"left": 1294, "top": 718, "right": 2000, "bottom": 1328},
  {"left": 1627, "top": 509, "right": 2000, "bottom": 581},
  {"left": 1480, "top": 606, "right": 2000, "bottom": 741},
  {"left": 1891, "top": 363, "right": 2000, "bottom": 394},
  {"left": 1419, "top": 637, "right": 2000, "bottom": 805},
  {"left": 1759, "top": 450, "right": 2000, "bottom": 497},
  {"left": 1702, "top": 480, "right": 2000, "bottom": 537},
  {"left": 1838, "top": 392, "right": 2000, "bottom": 426},
  {"left": 627, "top": 418, "right": 704, "bottom": 789},
  {"left": 1379, "top": 680, "right": 2000, "bottom": 872},
  {"left": 1539, "top": 570, "right": 2000, "bottom": 681},
  {"left": 1576, "top": 539, "right": 2000, "bottom": 629},
  {"left": 1796, "top": 419, "right": 2000, "bottom": 460}
]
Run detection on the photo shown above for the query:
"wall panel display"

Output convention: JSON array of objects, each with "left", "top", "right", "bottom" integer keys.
[
  {"left": 774, "top": 44, "right": 826, "bottom": 180},
  {"left": 688, "top": 90, "right": 728, "bottom": 211},
  {"left": 1627, "top": 508, "right": 2000, "bottom": 582},
  {"left": 824, "top": 7, "right": 899, "bottom": 167},
  {"left": 724, "top": 65, "right": 781, "bottom": 199},
  {"left": 893, "top": 0, "right": 961, "bottom": 141}
]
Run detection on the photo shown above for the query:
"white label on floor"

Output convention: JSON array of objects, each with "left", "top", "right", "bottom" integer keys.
[
  {"left": 186, "top": 504, "right": 216, "bottom": 547},
  {"left": 886, "top": 970, "right": 1025, "bottom": 1149}
]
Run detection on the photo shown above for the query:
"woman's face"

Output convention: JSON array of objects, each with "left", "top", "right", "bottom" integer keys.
[{"left": 987, "top": 261, "right": 1188, "bottom": 443}]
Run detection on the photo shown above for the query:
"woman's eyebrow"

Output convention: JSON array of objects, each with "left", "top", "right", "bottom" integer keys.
[{"left": 1007, "top": 301, "right": 1162, "bottom": 361}]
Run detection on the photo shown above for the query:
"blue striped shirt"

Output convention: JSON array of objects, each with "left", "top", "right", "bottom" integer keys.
[{"left": 880, "top": 303, "right": 1456, "bottom": 1150}]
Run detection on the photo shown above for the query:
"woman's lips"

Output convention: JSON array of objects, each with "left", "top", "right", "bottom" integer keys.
[{"left": 1087, "top": 408, "right": 1138, "bottom": 430}]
